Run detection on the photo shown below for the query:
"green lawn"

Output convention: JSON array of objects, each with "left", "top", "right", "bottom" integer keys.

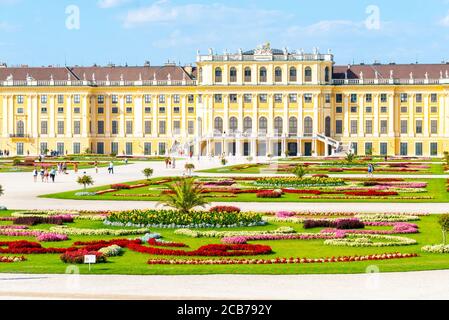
[
  {"left": 41, "top": 177, "right": 449, "bottom": 203},
  {"left": 0, "top": 209, "right": 447, "bottom": 275},
  {"left": 0, "top": 161, "right": 129, "bottom": 173}
]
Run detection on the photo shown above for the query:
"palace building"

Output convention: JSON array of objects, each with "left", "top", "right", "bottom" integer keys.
[{"left": 1, "top": 43, "right": 449, "bottom": 157}]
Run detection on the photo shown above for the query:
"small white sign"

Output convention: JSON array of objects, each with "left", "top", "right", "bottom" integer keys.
[{"left": 84, "top": 255, "right": 96, "bottom": 264}]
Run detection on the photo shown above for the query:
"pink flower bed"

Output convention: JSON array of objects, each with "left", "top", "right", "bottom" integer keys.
[
  {"left": 222, "top": 233, "right": 345, "bottom": 245},
  {"left": 0, "top": 226, "right": 28, "bottom": 230},
  {"left": 36, "top": 233, "right": 69, "bottom": 242},
  {"left": 276, "top": 211, "right": 296, "bottom": 218},
  {"left": 0, "top": 229, "right": 68, "bottom": 242},
  {"left": 321, "top": 222, "right": 419, "bottom": 236}
]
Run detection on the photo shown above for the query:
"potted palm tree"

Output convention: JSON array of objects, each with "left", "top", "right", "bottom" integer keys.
[
  {"left": 142, "top": 168, "right": 154, "bottom": 180},
  {"left": 292, "top": 165, "right": 307, "bottom": 178},
  {"left": 77, "top": 174, "right": 94, "bottom": 191},
  {"left": 185, "top": 163, "right": 195, "bottom": 175},
  {"left": 158, "top": 178, "right": 209, "bottom": 214}
]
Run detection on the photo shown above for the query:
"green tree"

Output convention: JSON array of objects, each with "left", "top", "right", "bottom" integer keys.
[
  {"left": 158, "top": 178, "right": 209, "bottom": 214},
  {"left": 142, "top": 168, "right": 154, "bottom": 180},
  {"left": 439, "top": 215, "right": 449, "bottom": 245},
  {"left": 292, "top": 165, "right": 307, "bottom": 178},
  {"left": 77, "top": 175, "right": 94, "bottom": 190},
  {"left": 345, "top": 152, "right": 355, "bottom": 163},
  {"left": 12, "top": 158, "right": 21, "bottom": 167}
]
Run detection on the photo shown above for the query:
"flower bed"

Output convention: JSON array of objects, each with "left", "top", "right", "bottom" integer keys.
[
  {"left": 148, "top": 253, "right": 418, "bottom": 265},
  {"left": 0, "top": 229, "right": 69, "bottom": 242},
  {"left": 98, "top": 245, "right": 123, "bottom": 257},
  {"left": 13, "top": 216, "right": 74, "bottom": 226},
  {"left": 255, "top": 177, "right": 345, "bottom": 188},
  {"left": 0, "top": 256, "right": 27, "bottom": 263},
  {"left": 421, "top": 244, "right": 449, "bottom": 254},
  {"left": 324, "top": 234, "right": 417, "bottom": 247},
  {"left": 355, "top": 214, "right": 420, "bottom": 222},
  {"left": 49, "top": 226, "right": 150, "bottom": 236},
  {"left": 110, "top": 184, "right": 131, "bottom": 190},
  {"left": 209, "top": 206, "right": 241, "bottom": 213},
  {"left": 0, "top": 241, "right": 68, "bottom": 254},
  {"left": 257, "top": 190, "right": 283, "bottom": 198},
  {"left": 174, "top": 227, "right": 295, "bottom": 239},
  {"left": 303, "top": 218, "right": 365, "bottom": 230},
  {"left": 60, "top": 250, "right": 106, "bottom": 264},
  {"left": 105, "top": 210, "right": 265, "bottom": 228},
  {"left": 222, "top": 233, "right": 344, "bottom": 245}
]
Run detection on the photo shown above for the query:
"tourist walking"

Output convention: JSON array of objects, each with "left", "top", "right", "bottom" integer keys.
[
  {"left": 108, "top": 161, "right": 114, "bottom": 174},
  {"left": 172, "top": 157, "right": 176, "bottom": 169},
  {"left": 50, "top": 167, "right": 56, "bottom": 183},
  {"left": 74, "top": 163, "right": 78, "bottom": 173},
  {"left": 165, "top": 157, "right": 170, "bottom": 169},
  {"left": 44, "top": 168, "right": 50, "bottom": 183},
  {"left": 40, "top": 167, "right": 45, "bottom": 182},
  {"left": 94, "top": 161, "right": 99, "bottom": 174},
  {"left": 33, "top": 168, "right": 38, "bottom": 182}
]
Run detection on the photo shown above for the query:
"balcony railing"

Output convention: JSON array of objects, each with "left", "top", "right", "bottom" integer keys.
[
  {"left": 0, "top": 79, "right": 197, "bottom": 87},
  {"left": 10, "top": 134, "right": 31, "bottom": 138}
]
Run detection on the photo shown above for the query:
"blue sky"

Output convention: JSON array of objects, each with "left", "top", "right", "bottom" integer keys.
[{"left": 1, "top": 0, "right": 449, "bottom": 67}]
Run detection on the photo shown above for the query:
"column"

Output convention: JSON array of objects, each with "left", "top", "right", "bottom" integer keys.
[
  {"left": 32, "top": 95, "right": 38, "bottom": 138},
  {"left": 181, "top": 95, "right": 187, "bottom": 138},
  {"left": 408, "top": 93, "right": 415, "bottom": 138},
  {"left": 2, "top": 95, "right": 8, "bottom": 138},
  {"left": 82, "top": 95, "right": 89, "bottom": 138},
  {"left": 27, "top": 95, "right": 32, "bottom": 137},
  {"left": 343, "top": 94, "right": 350, "bottom": 136},
  {"left": 268, "top": 94, "right": 274, "bottom": 136},
  {"left": 440, "top": 95, "right": 446, "bottom": 137},
  {"left": 238, "top": 94, "right": 244, "bottom": 133},
  {"left": 49, "top": 95, "right": 55, "bottom": 137},
  {"left": 252, "top": 94, "right": 258, "bottom": 134},
  {"left": 119, "top": 95, "right": 125, "bottom": 138},
  {"left": 135, "top": 94, "right": 143, "bottom": 137},
  {"left": 373, "top": 94, "right": 379, "bottom": 136},
  {"left": 152, "top": 94, "right": 158, "bottom": 138},
  {"left": 167, "top": 94, "right": 172, "bottom": 137},
  {"left": 424, "top": 94, "right": 429, "bottom": 137},
  {"left": 7, "top": 96, "right": 13, "bottom": 136},
  {"left": 66, "top": 95, "right": 72, "bottom": 138},
  {"left": 223, "top": 94, "right": 229, "bottom": 135},
  {"left": 298, "top": 93, "right": 303, "bottom": 137},
  {"left": 358, "top": 94, "right": 364, "bottom": 137},
  {"left": 283, "top": 94, "right": 289, "bottom": 135},
  {"left": 105, "top": 94, "right": 111, "bottom": 137},
  {"left": 388, "top": 94, "right": 395, "bottom": 137},
  {"left": 313, "top": 94, "right": 319, "bottom": 135}
]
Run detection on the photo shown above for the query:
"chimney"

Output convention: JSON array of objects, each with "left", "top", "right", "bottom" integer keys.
[{"left": 144, "top": 60, "right": 150, "bottom": 67}]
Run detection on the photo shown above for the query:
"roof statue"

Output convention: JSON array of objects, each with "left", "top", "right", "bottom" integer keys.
[
  {"left": 440, "top": 71, "right": 443, "bottom": 79},
  {"left": 359, "top": 71, "right": 364, "bottom": 80},
  {"left": 67, "top": 73, "right": 71, "bottom": 81},
  {"left": 425, "top": 72, "right": 428, "bottom": 80},
  {"left": 375, "top": 70, "right": 379, "bottom": 79},
  {"left": 153, "top": 72, "right": 157, "bottom": 81},
  {"left": 446, "top": 70, "right": 449, "bottom": 78},
  {"left": 167, "top": 73, "right": 171, "bottom": 81},
  {"left": 139, "top": 73, "right": 142, "bottom": 81},
  {"left": 120, "top": 74, "right": 124, "bottom": 81},
  {"left": 92, "top": 73, "right": 95, "bottom": 82},
  {"left": 390, "top": 70, "right": 394, "bottom": 79},
  {"left": 238, "top": 48, "right": 243, "bottom": 55},
  {"left": 6, "top": 74, "right": 13, "bottom": 81},
  {"left": 208, "top": 48, "right": 213, "bottom": 55},
  {"left": 410, "top": 72, "right": 413, "bottom": 80},
  {"left": 254, "top": 42, "right": 272, "bottom": 55},
  {"left": 50, "top": 74, "right": 53, "bottom": 81},
  {"left": 83, "top": 73, "right": 86, "bottom": 81},
  {"left": 106, "top": 74, "right": 109, "bottom": 81}
]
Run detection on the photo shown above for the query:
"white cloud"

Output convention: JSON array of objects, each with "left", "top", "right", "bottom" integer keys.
[
  {"left": 440, "top": 11, "right": 449, "bottom": 27},
  {"left": 98, "top": 0, "right": 131, "bottom": 9}
]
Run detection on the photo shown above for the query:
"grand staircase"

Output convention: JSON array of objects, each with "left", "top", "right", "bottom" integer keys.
[{"left": 316, "top": 134, "right": 350, "bottom": 157}]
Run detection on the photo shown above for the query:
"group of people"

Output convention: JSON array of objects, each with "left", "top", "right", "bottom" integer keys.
[
  {"left": 33, "top": 167, "right": 58, "bottom": 183},
  {"left": 164, "top": 157, "right": 177, "bottom": 169},
  {"left": 0, "top": 150, "right": 10, "bottom": 157}
]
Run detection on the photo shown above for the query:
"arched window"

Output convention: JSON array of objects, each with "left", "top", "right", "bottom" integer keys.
[
  {"left": 215, "top": 67, "right": 222, "bottom": 83},
  {"left": 274, "top": 117, "right": 283, "bottom": 136},
  {"left": 244, "top": 67, "right": 252, "bottom": 82},
  {"left": 289, "top": 67, "right": 297, "bottom": 82},
  {"left": 259, "top": 67, "right": 267, "bottom": 83},
  {"left": 259, "top": 117, "right": 268, "bottom": 134},
  {"left": 214, "top": 117, "right": 223, "bottom": 134},
  {"left": 304, "top": 117, "right": 313, "bottom": 136},
  {"left": 324, "top": 67, "right": 330, "bottom": 82},
  {"left": 17, "top": 120, "right": 25, "bottom": 137},
  {"left": 243, "top": 117, "right": 252, "bottom": 134},
  {"left": 304, "top": 67, "right": 312, "bottom": 82},
  {"left": 230, "top": 67, "right": 237, "bottom": 83},
  {"left": 289, "top": 117, "right": 298, "bottom": 135},
  {"left": 229, "top": 117, "right": 238, "bottom": 133},
  {"left": 275, "top": 67, "right": 282, "bottom": 82}
]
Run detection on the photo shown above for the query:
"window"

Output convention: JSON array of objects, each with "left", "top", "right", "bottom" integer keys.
[
  {"left": 109, "top": 142, "right": 118, "bottom": 155},
  {"left": 351, "top": 142, "right": 358, "bottom": 156},
  {"left": 336, "top": 120, "right": 343, "bottom": 134},
  {"left": 381, "top": 94, "right": 388, "bottom": 103},
  {"left": 97, "top": 121, "right": 104, "bottom": 134},
  {"left": 144, "top": 95, "right": 151, "bottom": 104},
  {"left": 244, "top": 94, "right": 252, "bottom": 103},
  {"left": 366, "top": 94, "right": 372, "bottom": 103},
  {"left": 112, "top": 95, "right": 118, "bottom": 104},
  {"left": 351, "top": 106, "right": 358, "bottom": 113},
  {"left": 400, "top": 120, "right": 408, "bottom": 134},
  {"left": 97, "top": 142, "right": 105, "bottom": 155},
  {"left": 57, "top": 121, "right": 64, "bottom": 135},
  {"left": 41, "top": 121, "right": 48, "bottom": 135},
  {"left": 259, "top": 117, "right": 268, "bottom": 134},
  {"left": 289, "top": 67, "right": 297, "bottom": 82},
  {"left": 41, "top": 107, "right": 47, "bottom": 114},
  {"left": 365, "top": 106, "right": 372, "bottom": 113},
  {"left": 126, "top": 142, "right": 133, "bottom": 156},
  {"left": 126, "top": 121, "right": 133, "bottom": 135},
  {"left": 214, "top": 117, "right": 223, "bottom": 134},
  {"left": 17, "top": 95, "right": 24, "bottom": 104},
  {"left": 215, "top": 67, "right": 222, "bottom": 83},
  {"left": 401, "top": 106, "right": 408, "bottom": 113},
  {"left": 173, "top": 120, "right": 181, "bottom": 134},
  {"left": 274, "top": 94, "right": 283, "bottom": 103},
  {"left": 144, "top": 143, "right": 152, "bottom": 156},
  {"left": 350, "top": 120, "right": 358, "bottom": 134},
  {"left": 16, "top": 120, "right": 25, "bottom": 137},
  {"left": 159, "top": 107, "right": 166, "bottom": 113},
  {"left": 380, "top": 120, "right": 388, "bottom": 134},
  {"left": 74, "top": 107, "right": 81, "bottom": 114},
  {"left": 259, "top": 67, "right": 267, "bottom": 82},
  {"left": 416, "top": 120, "right": 423, "bottom": 134},
  {"left": 325, "top": 94, "right": 331, "bottom": 103},
  {"left": 158, "top": 142, "right": 166, "bottom": 155},
  {"left": 304, "top": 117, "right": 313, "bottom": 136},
  {"left": 380, "top": 142, "right": 388, "bottom": 156},
  {"left": 304, "top": 67, "right": 312, "bottom": 82},
  {"left": 259, "top": 94, "right": 267, "bottom": 103},
  {"left": 74, "top": 95, "right": 80, "bottom": 104},
  {"left": 289, "top": 117, "right": 298, "bottom": 135},
  {"left": 243, "top": 117, "right": 252, "bottom": 134},
  {"left": 74, "top": 121, "right": 81, "bottom": 135},
  {"left": 214, "top": 94, "right": 222, "bottom": 103},
  {"left": 159, "top": 95, "right": 166, "bottom": 104},
  {"left": 400, "top": 143, "right": 408, "bottom": 156},
  {"left": 365, "top": 120, "right": 373, "bottom": 134},
  {"left": 40, "top": 142, "right": 48, "bottom": 155},
  {"left": 431, "top": 120, "right": 438, "bottom": 134},
  {"left": 431, "top": 106, "right": 438, "bottom": 113},
  {"left": 431, "top": 94, "right": 438, "bottom": 103},
  {"left": 416, "top": 106, "right": 423, "bottom": 113},
  {"left": 274, "top": 117, "right": 283, "bottom": 136},
  {"left": 350, "top": 94, "right": 357, "bottom": 103},
  {"left": 229, "top": 117, "right": 238, "bottom": 133},
  {"left": 57, "top": 143, "right": 65, "bottom": 156},
  {"left": 41, "top": 95, "right": 47, "bottom": 104},
  {"left": 173, "top": 107, "right": 180, "bottom": 114},
  {"left": 188, "top": 121, "right": 195, "bottom": 135},
  {"left": 17, "top": 107, "right": 24, "bottom": 114},
  {"left": 289, "top": 94, "right": 297, "bottom": 103},
  {"left": 173, "top": 95, "right": 180, "bottom": 104},
  {"left": 336, "top": 94, "right": 343, "bottom": 103},
  {"left": 73, "top": 143, "right": 81, "bottom": 155},
  {"left": 324, "top": 67, "right": 330, "bottom": 82},
  {"left": 58, "top": 95, "right": 64, "bottom": 104},
  {"left": 188, "top": 95, "right": 194, "bottom": 103},
  {"left": 416, "top": 94, "right": 422, "bottom": 103},
  {"left": 400, "top": 93, "right": 408, "bottom": 103},
  {"left": 336, "top": 107, "right": 343, "bottom": 113},
  {"left": 415, "top": 142, "right": 423, "bottom": 156},
  {"left": 111, "top": 121, "right": 118, "bottom": 135},
  {"left": 112, "top": 107, "right": 118, "bottom": 114},
  {"left": 158, "top": 121, "right": 166, "bottom": 135},
  {"left": 58, "top": 107, "right": 64, "bottom": 114},
  {"left": 126, "top": 107, "right": 133, "bottom": 114},
  {"left": 275, "top": 67, "right": 282, "bottom": 82},
  {"left": 230, "top": 67, "right": 237, "bottom": 82},
  {"left": 430, "top": 142, "right": 438, "bottom": 156},
  {"left": 144, "top": 121, "right": 152, "bottom": 135},
  {"left": 198, "top": 68, "right": 203, "bottom": 83},
  {"left": 229, "top": 94, "right": 238, "bottom": 103},
  {"left": 145, "top": 107, "right": 151, "bottom": 113},
  {"left": 98, "top": 95, "right": 104, "bottom": 104},
  {"left": 244, "top": 67, "right": 252, "bottom": 82},
  {"left": 365, "top": 142, "right": 373, "bottom": 155},
  {"left": 188, "top": 107, "right": 194, "bottom": 113},
  {"left": 381, "top": 106, "right": 388, "bottom": 113},
  {"left": 304, "top": 94, "right": 312, "bottom": 103}
]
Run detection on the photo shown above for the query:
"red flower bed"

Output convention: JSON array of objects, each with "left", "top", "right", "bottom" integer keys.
[
  {"left": 328, "top": 168, "right": 344, "bottom": 172},
  {"left": 147, "top": 238, "right": 188, "bottom": 248},
  {"left": 256, "top": 191, "right": 282, "bottom": 198},
  {"left": 0, "top": 241, "right": 68, "bottom": 254},
  {"left": 60, "top": 249, "right": 106, "bottom": 264},
  {"left": 282, "top": 189, "right": 322, "bottom": 195},
  {"left": 111, "top": 184, "right": 131, "bottom": 190},
  {"left": 344, "top": 190, "right": 399, "bottom": 197},
  {"left": 209, "top": 206, "right": 241, "bottom": 213}
]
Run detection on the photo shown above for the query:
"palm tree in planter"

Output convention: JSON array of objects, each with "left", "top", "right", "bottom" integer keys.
[
  {"left": 77, "top": 174, "right": 94, "bottom": 191},
  {"left": 142, "top": 168, "right": 154, "bottom": 180},
  {"left": 293, "top": 165, "right": 307, "bottom": 178},
  {"left": 439, "top": 214, "right": 449, "bottom": 245},
  {"left": 345, "top": 152, "right": 355, "bottom": 164},
  {"left": 185, "top": 163, "right": 195, "bottom": 175},
  {"left": 159, "top": 178, "right": 209, "bottom": 214}
]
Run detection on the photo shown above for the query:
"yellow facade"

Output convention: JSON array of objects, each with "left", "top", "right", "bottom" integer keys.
[{"left": 1, "top": 44, "right": 448, "bottom": 157}]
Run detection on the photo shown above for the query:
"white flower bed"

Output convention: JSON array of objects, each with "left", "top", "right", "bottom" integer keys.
[
  {"left": 174, "top": 226, "right": 295, "bottom": 238},
  {"left": 421, "top": 244, "right": 449, "bottom": 254},
  {"left": 324, "top": 234, "right": 417, "bottom": 247},
  {"left": 49, "top": 226, "right": 150, "bottom": 236}
]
